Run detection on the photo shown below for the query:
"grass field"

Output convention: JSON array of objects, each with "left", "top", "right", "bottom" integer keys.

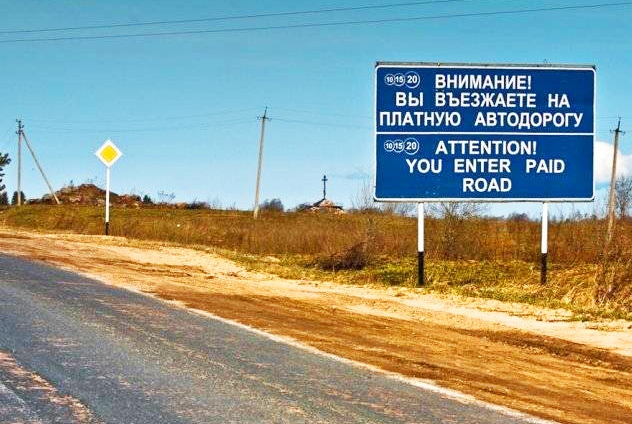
[{"left": 1, "top": 204, "right": 631, "bottom": 319}]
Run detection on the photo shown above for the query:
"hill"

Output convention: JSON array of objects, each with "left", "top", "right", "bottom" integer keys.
[{"left": 29, "top": 184, "right": 142, "bottom": 207}]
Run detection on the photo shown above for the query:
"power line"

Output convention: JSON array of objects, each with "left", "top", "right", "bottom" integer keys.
[
  {"left": 27, "top": 108, "right": 262, "bottom": 124},
  {"left": 1, "top": 2, "right": 631, "bottom": 44},
  {"left": 27, "top": 116, "right": 362, "bottom": 133},
  {"left": 274, "top": 117, "right": 368, "bottom": 129},
  {"left": 271, "top": 106, "right": 372, "bottom": 120},
  {"left": 27, "top": 118, "right": 256, "bottom": 134},
  {"left": 0, "top": 0, "right": 472, "bottom": 35}
]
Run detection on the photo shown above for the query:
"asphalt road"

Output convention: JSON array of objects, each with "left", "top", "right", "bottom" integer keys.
[{"left": 0, "top": 254, "right": 551, "bottom": 424}]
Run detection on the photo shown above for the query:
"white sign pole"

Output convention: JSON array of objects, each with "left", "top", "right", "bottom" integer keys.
[
  {"left": 417, "top": 202, "right": 425, "bottom": 286},
  {"left": 95, "top": 139, "right": 122, "bottom": 236},
  {"left": 105, "top": 167, "right": 111, "bottom": 235},
  {"left": 541, "top": 202, "right": 548, "bottom": 284}
]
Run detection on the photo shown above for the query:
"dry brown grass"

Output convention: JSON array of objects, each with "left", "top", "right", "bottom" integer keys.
[
  {"left": 1, "top": 205, "right": 631, "bottom": 318},
  {"left": 3, "top": 205, "right": 629, "bottom": 262}
]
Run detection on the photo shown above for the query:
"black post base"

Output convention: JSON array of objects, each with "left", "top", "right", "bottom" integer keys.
[
  {"left": 417, "top": 251, "right": 425, "bottom": 287},
  {"left": 540, "top": 252, "right": 547, "bottom": 285},
  {"left": 105, "top": 222, "right": 109, "bottom": 236}
]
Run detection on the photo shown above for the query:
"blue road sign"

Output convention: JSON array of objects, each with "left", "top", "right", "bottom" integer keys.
[{"left": 374, "top": 63, "right": 595, "bottom": 201}]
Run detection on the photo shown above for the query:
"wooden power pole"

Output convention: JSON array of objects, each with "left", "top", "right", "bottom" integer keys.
[
  {"left": 606, "top": 118, "right": 625, "bottom": 243},
  {"left": 253, "top": 107, "right": 269, "bottom": 219},
  {"left": 16, "top": 119, "right": 23, "bottom": 206},
  {"left": 14, "top": 120, "right": 60, "bottom": 206}
]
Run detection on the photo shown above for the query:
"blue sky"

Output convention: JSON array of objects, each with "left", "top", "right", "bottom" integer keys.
[{"left": 0, "top": 0, "right": 630, "bottom": 217}]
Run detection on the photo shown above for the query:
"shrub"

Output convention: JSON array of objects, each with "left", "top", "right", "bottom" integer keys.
[
  {"left": 186, "top": 200, "right": 210, "bottom": 210},
  {"left": 260, "top": 198, "right": 284, "bottom": 212},
  {"left": 315, "top": 242, "right": 370, "bottom": 271}
]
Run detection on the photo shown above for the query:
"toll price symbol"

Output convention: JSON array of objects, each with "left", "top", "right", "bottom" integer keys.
[
  {"left": 405, "top": 71, "right": 420, "bottom": 89},
  {"left": 384, "top": 138, "right": 421, "bottom": 155},
  {"left": 404, "top": 137, "right": 420, "bottom": 155}
]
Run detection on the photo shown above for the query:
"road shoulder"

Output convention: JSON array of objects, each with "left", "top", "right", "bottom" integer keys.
[{"left": 1, "top": 227, "right": 631, "bottom": 424}]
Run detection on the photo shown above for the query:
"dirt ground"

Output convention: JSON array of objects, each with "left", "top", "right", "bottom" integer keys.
[{"left": 0, "top": 227, "right": 631, "bottom": 424}]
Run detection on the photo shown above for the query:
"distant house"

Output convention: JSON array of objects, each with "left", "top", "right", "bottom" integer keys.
[
  {"left": 305, "top": 175, "right": 345, "bottom": 213},
  {"left": 309, "top": 198, "right": 344, "bottom": 214}
]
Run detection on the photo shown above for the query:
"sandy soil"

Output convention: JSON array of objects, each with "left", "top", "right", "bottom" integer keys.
[{"left": 0, "top": 227, "right": 631, "bottom": 424}]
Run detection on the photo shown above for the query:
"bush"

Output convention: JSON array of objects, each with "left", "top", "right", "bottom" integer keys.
[
  {"left": 186, "top": 200, "right": 210, "bottom": 210},
  {"left": 260, "top": 198, "right": 284, "bottom": 212},
  {"left": 315, "top": 242, "right": 371, "bottom": 271}
]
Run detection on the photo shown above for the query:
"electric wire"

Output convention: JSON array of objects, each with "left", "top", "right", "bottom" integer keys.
[
  {"left": 27, "top": 118, "right": 257, "bottom": 134},
  {"left": 24, "top": 112, "right": 369, "bottom": 134},
  {"left": 271, "top": 107, "right": 372, "bottom": 120},
  {"left": 273, "top": 117, "right": 368, "bottom": 129},
  {"left": 0, "top": 2, "right": 630, "bottom": 44},
  {"left": 0, "top": 0, "right": 473, "bottom": 35},
  {"left": 27, "top": 108, "right": 262, "bottom": 124}
]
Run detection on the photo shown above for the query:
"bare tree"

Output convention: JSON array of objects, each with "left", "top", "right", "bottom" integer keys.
[
  {"left": 615, "top": 175, "right": 632, "bottom": 219},
  {"left": 351, "top": 178, "right": 415, "bottom": 215},
  {"left": 157, "top": 191, "right": 176, "bottom": 204},
  {"left": 426, "top": 202, "right": 487, "bottom": 219},
  {"left": 350, "top": 178, "right": 381, "bottom": 212},
  {"left": 382, "top": 202, "right": 416, "bottom": 216},
  {"left": 427, "top": 202, "right": 488, "bottom": 259}
]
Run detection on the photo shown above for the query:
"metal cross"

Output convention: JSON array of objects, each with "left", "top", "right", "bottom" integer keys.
[{"left": 322, "top": 175, "right": 328, "bottom": 199}]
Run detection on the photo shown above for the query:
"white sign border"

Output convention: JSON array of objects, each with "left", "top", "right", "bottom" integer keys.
[
  {"left": 373, "top": 62, "right": 596, "bottom": 203},
  {"left": 95, "top": 139, "right": 123, "bottom": 168}
]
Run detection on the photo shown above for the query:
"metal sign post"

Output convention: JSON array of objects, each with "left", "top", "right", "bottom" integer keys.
[
  {"left": 417, "top": 203, "right": 424, "bottom": 286},
  {"left": 374, "top": 62, "right": 595, "bottom": 284},
  {"left": 95, "top": 140, "right": 123, "bottom": 235},
  {"left": 105, "top": 167, "right": 111, "bottom": 235},
  {"left": 541, "top": 202, "right": 548, "bottom": 284}
]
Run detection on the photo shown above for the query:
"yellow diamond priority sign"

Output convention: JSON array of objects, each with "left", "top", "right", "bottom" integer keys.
[{"left": 95, "top": 139, "right": 122, "bottom": 167}]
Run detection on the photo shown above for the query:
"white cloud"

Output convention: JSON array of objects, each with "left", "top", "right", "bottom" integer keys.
[{"left": 594, "top": 140, "right": 632, "bottom": 184}]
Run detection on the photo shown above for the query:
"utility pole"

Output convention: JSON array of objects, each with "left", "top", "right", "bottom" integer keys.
[
  {"left": 606, "top": 118, "right": 625, "bottom": 244},
  {"left": 253, "top": 107, "right": 269, "bottom": 219},
  {"left": 16, "top": 119, "right": 23, "bottom": 206},
  {"left": 21, "top": 130, "right": 61, "bottom": 204},
  {"left": 14, "top": 120, "right": 60, "bottom": 206}
]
